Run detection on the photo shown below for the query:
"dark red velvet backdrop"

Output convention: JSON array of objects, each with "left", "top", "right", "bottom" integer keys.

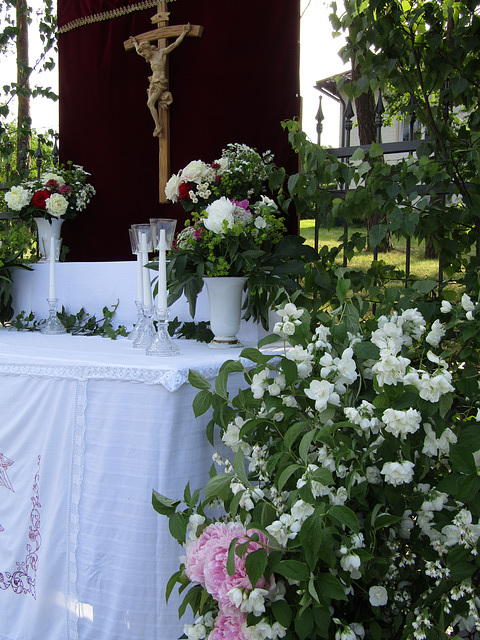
[{"left": 58, "top": 0, "right": 300, "bottom": 261}]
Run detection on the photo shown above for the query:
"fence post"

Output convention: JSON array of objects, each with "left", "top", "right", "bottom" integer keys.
[
  {"left": 375, "top": 90, "right": 385, "bottom": 144},
  {"left": 35, "top": 142, "right": 43, "bottom": 180}
]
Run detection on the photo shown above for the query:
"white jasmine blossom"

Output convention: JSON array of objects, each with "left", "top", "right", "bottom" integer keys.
[
  {"left": 369, "top": 585, "right": 388, "bottom": 606},
  {"left": 461, "top": 293, "right": 475, "bottom": 312},
  {"left": 381, "top": 460, "right": 415, "bottom": 486}
]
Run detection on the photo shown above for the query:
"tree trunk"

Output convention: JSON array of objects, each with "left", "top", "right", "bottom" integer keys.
[
  {"left": 16, "top": 0, "right": 30, "bottom": 168},
  {"left": 351, "top": 51, "right": 392, "bottom": 251}
]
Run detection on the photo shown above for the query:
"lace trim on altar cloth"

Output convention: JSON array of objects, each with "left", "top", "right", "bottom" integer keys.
[
  {"left": 0, "top": 362, "right": 228, "bottom": 393},
  {"left": 67, "top": 380, "right": 87, "bottom": 640},
  {"left": 58, "top": 0, "right": 179, "bottom": 34}
]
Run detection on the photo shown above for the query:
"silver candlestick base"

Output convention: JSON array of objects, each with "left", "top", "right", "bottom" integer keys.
[
  {"left": 41, "top": 298, "right": 66, "bottom": 335},
  {"left": 146, "top": 309, "right": 180, "bottom": 357}
]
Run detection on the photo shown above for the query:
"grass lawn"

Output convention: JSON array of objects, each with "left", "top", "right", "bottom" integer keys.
[{"left": 299, "top": 219, "right": 440, "bottom": 281}]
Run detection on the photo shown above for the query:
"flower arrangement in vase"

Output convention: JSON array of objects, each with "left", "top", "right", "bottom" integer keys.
[
  {"left": 154, "top": 297, "right": 480, "bottom": 640},
  {"left": 164, "top": 144, "right": 317, "bottom": 329},
  {"left": 5, "top": 163, "right": 95, "bottom": 223}
]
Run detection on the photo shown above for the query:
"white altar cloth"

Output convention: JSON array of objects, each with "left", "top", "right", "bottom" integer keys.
[{"left": 0, "top": 330, "right": 249, "bottom": 640}]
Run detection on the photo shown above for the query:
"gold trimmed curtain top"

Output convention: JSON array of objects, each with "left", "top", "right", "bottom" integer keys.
[{"left": 58, "top": 0, "right": 179, "bottom": 34}]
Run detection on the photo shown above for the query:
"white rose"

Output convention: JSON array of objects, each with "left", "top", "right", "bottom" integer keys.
[
  {"left": 45, "top": 193, "right": 69, "bottom": 217},
  {"left": 181, "top": 160, "right": 210, "bottom": 184},
  {"left": 204, "top": 197, "right": 235, "bottom": 234},
  {"left": 164, "top": 173, "right": 182, "bottom": 202},
  {"left": 368, "top": 585, "right": 388, "bottom": 606},
  {"left": 43, "top": 172, "right": 65, "bottom": 186},
  {"left": 214, "top": 157, "right": 229, "bottom": 174},
  {"left": 5, "top": 185, "right": 31, "bottom": 211}
]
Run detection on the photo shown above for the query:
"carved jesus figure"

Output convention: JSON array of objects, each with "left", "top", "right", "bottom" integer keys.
[{"left": 130, "top": 23, "right": 191, "bottom": 137}]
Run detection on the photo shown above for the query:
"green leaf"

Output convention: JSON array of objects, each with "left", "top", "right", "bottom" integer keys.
[
  {"left": 245, "top": 548, "right": 268, "bottom": 589},
  {"left": 284, "top": 422, "right": 308, "bottom": 450},
  {"left": 277, "top": 463, "right": 302, "bottom": 491},
  {"left": 188, "top": 369, "right": 211, "bottom": 390},
  {"left": 327, "top": 505, "right": 360, "bottom": 534},
  {"left": 353, "top": 340, "right": 380, "bottom": 360},
  {"left": 336, "top": 278, "right": 351, "bottom": 304},
  {"left": 233, "top": 449, "right": 249, "bottom": 484},
  {"left": 449, "top": 445, "right": 476, "bottom": 474},
  {"left": 374, "top": 513, "right": 402, "bottom": 530},
  {"left": 227, "top": 537, "right": 239, "bottom": 576},
  {"left": 275, "top": 559, "right": 310, "bottom": 581},
  {"left": 192, "top": 389, "right": 212, "bottom": 417},
  {"left": 165, "top": 569, "right": 184, "bottom": 602},
  {"left": 316, "top": 573, "right": 348, "bottom": 601},
  {"left": 215, "top": 369, "right": 228, "bottom": 398},
  {"left": 299, "top": 430, "right": 317, "bottom": 462},
  {"left": 271, "top": 599, "right": 292, "bottom": 628},
  {"left": 152, "top": 490, "right": 181, "bottom": 516},
  {"left": 204, "top": 473, "right": 232, "bottom": 502},
  {"left": 168, "top": 512, "right": 187, "bottom": 543}
]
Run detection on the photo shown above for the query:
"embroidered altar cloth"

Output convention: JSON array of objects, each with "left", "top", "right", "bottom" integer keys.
[{"left": 0, "top": 330, "right": 257, "bottom": 640}]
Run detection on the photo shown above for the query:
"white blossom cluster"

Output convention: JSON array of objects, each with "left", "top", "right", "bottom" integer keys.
[{"left": 181, "top": 299, "right": 480, "bottom": 640}]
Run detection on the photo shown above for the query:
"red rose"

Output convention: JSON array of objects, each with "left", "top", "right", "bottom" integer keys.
[
  {"left": 32, "top": 189, "right": 51, "bottom": 210},
  {"left": 178, "top": 182, "right": 191, "bottom": 201}
]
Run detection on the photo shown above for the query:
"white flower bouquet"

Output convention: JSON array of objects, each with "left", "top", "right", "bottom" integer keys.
[
  {"left": 164, "top": 143, "right": 276, "bottom": 213},
  {"left": 154, "top": 297, "right": 480, "bottom": 640},
  {"left": 5, "top": 163, "right": 95, "bottom": 222}
]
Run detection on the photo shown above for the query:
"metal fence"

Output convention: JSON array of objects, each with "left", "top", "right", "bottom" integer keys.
[
  {"left": 0, "top": 139, "right": 59, "bottom": 219},
  {"left": 314, "top": 91, "right": 449, "bottom": 287}
]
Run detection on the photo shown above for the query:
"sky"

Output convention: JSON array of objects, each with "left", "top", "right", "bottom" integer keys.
[{"left": 1, "top": 0, "right": 347, "bottom": 148}]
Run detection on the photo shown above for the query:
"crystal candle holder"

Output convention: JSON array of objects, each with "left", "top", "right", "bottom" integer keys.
[
  {"left": 132, "top": 304, "right": 156, "bottom": 349},
  {"left": 128, "top": 300, "right": 145, "bottom": 341},
  {"left": 41, "top": 298, "right": 66, "bottom": 335},
  {"left": 146, "top": 308, "right": 180, "bottom": 357}
]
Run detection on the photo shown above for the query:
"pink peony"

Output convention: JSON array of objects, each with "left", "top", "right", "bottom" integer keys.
[
  {"left": 209, "top": 611, "right": 248, "bottom": 640},
  {"left": 185, "top": 521, "right": 274, "bottom": 608},
  {"left": 185, "top": 522, "right": 245, "bottom": 587}
]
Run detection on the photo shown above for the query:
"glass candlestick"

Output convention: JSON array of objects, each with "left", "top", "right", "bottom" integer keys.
[
  {"left": 146, "top": 308, "right": 180, "bottom": 357},
  {"left": 132, "top": 304, "right": 156, "bottom": 349},
  {"left": 41, "top": 298, "right": 66, "bottom": 335},
  {"left": 128, "top": 300, "right": 145, "bottom": 341}
]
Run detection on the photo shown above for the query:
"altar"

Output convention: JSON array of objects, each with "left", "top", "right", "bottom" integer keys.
[{"left": 0, "top": 263, "right": 269, "bottom": 640}]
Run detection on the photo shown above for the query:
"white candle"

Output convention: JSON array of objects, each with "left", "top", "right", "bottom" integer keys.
[
  {"left": 158, "top": 228, "right": 168, "bottom": 312},
  {"left": 141, "top": 233, "right": 152, "bottom": 308},
  {"left": 49, "top": 236, "right": 56, "bottom": 300},
  {"left": 136, "top": 252, "right": 144, "bottom": 303}
]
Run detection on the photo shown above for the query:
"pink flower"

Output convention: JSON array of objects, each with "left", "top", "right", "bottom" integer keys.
[
  {"left": 185, "top": 522, "right": 244, "bottom": 587},
  {"left": 45, "top": 179, "right": 60, "bottom": 191},
  {"left": 185, "top": 522, "right": 274, "bottom": 608},
  {"left": 209, "top": 611, "right": 248, "bottom": 640},
  {"left": 59, "top": 185, "right": 72, "bottom": 196}
]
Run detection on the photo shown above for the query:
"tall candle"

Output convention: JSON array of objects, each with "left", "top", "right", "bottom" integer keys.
[
  {"left": 158, "top": 228, "right": 168, "bottom": 312},
  {"left": 136, "top": 252, "right": 144, "bottom": 303},
  {"left": 141, "top": 233, "right": 152, "bottom": 308},
  {"left": 49, "top": 236, "right": 56, "bottom": 300}
]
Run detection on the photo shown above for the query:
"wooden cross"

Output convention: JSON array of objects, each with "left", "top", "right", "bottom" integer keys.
[{"left": 124, "top": 2, "right": 203, "bottom": 202}]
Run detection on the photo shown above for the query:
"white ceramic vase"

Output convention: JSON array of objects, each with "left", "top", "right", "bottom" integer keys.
[
  {"left": 203, "top": 276, "right": 247, "bottom": 348},
  {"left": 34, "top": 217, "right": 64, "bottom": 261}
]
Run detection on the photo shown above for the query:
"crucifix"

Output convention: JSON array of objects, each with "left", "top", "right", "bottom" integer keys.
[{"left": 124, "top": 3, "right": 203, "bottom": 202}]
